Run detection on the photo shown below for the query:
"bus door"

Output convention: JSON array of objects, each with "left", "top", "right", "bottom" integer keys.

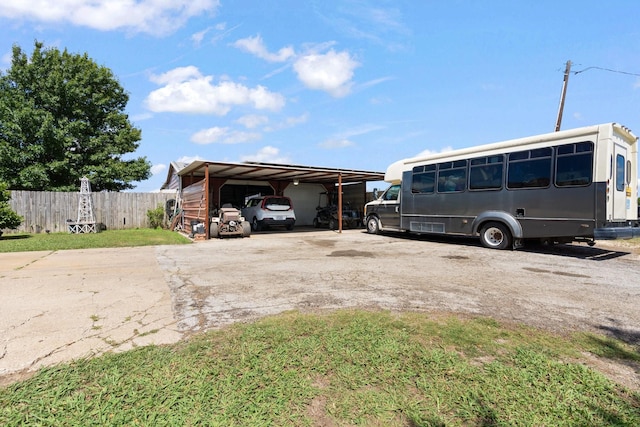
[
  {"left": 378, "top": 184, "right": 401, "bottom": 229},
  {"left": 612, "top": 143, "right": 629, "bottom": 221}
]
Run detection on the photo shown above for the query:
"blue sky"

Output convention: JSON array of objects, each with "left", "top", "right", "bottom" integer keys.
[{"left": 1, "top": 1, "right": 639, "bottom": 192}]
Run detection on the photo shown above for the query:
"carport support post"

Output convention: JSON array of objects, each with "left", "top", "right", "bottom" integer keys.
[
  {"left": 205, "top": 162, "right": 210, "bottom": 239},
  {"left": 338, "top": 173, "right": 343, "bottom": 233}
]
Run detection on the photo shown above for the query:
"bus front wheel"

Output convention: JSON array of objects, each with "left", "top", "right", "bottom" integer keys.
[
  {"left": 479, "top": 222, "right": 512, "bottom": 250},
  {"left": 366, "top": 216, "right": 381, "bottom": 234}
]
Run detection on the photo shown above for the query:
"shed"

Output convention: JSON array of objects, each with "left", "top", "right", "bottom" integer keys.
[{"left": 166, "top": 160, "right": 385, "bottom": 237}]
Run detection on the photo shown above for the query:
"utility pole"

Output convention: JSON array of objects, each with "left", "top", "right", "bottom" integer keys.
[{"left": 554, "top": 60, "right": 572, "bottom": 132}]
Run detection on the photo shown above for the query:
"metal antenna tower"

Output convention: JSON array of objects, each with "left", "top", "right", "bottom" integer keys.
[{"left": 68, "top": 176, "right": 97, "bottom": 233}]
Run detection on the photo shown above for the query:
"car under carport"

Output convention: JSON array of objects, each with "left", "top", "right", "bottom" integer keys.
[{"left": 164, "top": 160, "right": 385, "bottom": 238}]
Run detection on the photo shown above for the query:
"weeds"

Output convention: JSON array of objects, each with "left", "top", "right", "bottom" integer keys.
[{"left": 1, "top": 310, "right": 638, "bottom": 426}]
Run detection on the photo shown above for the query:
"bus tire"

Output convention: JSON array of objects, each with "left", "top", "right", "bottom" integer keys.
[
  {"left": 479, "top": 222, "right": 512, "bottom": 250},
  {"left": 366, "top": 216, "right": 381, "bottom": 234}
]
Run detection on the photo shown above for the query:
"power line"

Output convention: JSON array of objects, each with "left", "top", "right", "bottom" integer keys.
[
  {"left": 572, "top": 66, "right": 640, "bottom": 77},
  {"left": 554, "top": 61, "right": 640, "bottom": 132}
]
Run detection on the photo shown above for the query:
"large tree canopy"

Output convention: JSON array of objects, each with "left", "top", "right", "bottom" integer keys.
[{"left": 0, "top": 41, "right": 151, "bottom": 192}]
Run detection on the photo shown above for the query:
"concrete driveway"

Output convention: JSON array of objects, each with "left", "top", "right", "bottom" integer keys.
[
  {"left": 2, "top": 229, "right": 639, "bottom": 388},
  {"left": 1, "top": 246, "right": 182, "bottom": 385}
]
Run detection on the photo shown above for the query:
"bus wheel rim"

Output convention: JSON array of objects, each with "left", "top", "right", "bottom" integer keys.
[{"left": 486, "top": 228, "right": 503, "bottom": 246}]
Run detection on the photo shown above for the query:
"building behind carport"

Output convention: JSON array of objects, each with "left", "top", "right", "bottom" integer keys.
[{"left": 165, "top": 161, "right": 385, "bottom": 237}]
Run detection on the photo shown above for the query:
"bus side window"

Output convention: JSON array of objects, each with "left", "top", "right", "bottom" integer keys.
[
  {"left": 437, "top": 160, "right": 467, "bottom": 193},
  {"left": 470, "top": 165, "right": 502, "bottom": 190},
  {"left": 470, "top": 155, "right": 504, "bottom": 190},
  {"left": 411, "top": 172, "right": 435, "bottom": 193},
  {"left": 507, "top": 149, "right": 551, "bottom": 189},
  {"left": 555, "top": 142, "right": 593, "bottom": 187}
]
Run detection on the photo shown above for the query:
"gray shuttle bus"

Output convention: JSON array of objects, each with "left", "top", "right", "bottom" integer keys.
[{"left": 363, "top": 123, "right": 639, "bottom": 249}]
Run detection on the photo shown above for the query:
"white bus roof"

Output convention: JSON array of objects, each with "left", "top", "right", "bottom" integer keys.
[{"left": 384, "top": 123, "right": 637, "bottom": 183}]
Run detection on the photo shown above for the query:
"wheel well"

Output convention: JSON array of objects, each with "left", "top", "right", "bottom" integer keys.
[
  {"left": 366, "top": 214, "right": 380, "bottom": 225},
  {"left": 476, "top": 220, "right": 510, "bottom": 236},
  {"left": 473, "top": 212, "right": 522, "bottom": 239}
]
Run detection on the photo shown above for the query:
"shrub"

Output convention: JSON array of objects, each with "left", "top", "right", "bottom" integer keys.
[
  {"left": 0, "top": 182, "right": 22, "bottom": 236},
  {"left": 146, "top": 204, "right": 166, "bottom": 229}
]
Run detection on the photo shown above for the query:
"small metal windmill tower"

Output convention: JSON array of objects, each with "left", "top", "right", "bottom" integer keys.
[{"left": 68, "top": 176, "right": 97, "bottom": 233}]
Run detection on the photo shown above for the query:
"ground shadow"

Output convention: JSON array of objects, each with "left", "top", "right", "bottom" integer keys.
[
  {"left": 596, "top": 323, "right": 640, "bottom": 350},
  {"left": 0, "top": 234, "right": 32, "bottom": 241},
  {"left": 250, "top": 225, "right": 364, "bottom": 235},
  {"left": 522, "top": 243, "right": 630, "bottom": 261},
  {"left": 363, "top": 230, "right": 631, "bottom": 260}
]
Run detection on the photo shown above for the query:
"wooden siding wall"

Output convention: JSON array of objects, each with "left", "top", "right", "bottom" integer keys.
[
  {"left": 6, "top": 190, "right": 176, "bottom": 234},
  {"left": 180, "top": 180, "right": 206, "bottom": 235}
]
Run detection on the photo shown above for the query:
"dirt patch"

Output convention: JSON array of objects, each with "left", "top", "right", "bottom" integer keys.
[{"left": 327, "top": 250, "right": 375, "bottom": 258}]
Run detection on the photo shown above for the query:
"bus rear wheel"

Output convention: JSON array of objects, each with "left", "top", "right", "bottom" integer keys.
[
  {"left": 479, "top": 222, "right": 512, "bottom": 250},
  {"left": 366, "top": 216, "right": 380, "bottom": 234}
]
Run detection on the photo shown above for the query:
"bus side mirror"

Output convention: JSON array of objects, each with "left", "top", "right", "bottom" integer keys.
[{"left": 372, "top": 188, "right": 378, "bottom": 199}]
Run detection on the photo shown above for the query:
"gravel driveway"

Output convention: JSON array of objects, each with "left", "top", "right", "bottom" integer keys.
[
  {"left": 156, "top": 228, "right": 640, "bottom": 390},
  {"left": 157, "top": 229, "right": 640, "bottom": 340}
]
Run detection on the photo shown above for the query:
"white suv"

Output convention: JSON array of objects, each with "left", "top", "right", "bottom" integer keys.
[{"left": 241, "top": 195, "right": 296, "bottom": 231}]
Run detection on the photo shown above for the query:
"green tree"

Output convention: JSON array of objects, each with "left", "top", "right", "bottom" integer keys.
[
  {"left": 0, "top": 41, "right": 151, "bottom": 192},
  {"left": 0, "top": 181, "right": 22, "bottom": 235}
]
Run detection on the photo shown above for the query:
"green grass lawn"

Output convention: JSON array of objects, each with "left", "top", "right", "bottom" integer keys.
[
  {"left": 1, "top": 310, "right": 638, "bottom": 426},
  {"left": 0, "top": 228, "right": 191, "bottom": 252}
]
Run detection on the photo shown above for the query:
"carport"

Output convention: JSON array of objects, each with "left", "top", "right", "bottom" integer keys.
[{"left": 175, "top": 161, "right": 385, "bottom": 237}]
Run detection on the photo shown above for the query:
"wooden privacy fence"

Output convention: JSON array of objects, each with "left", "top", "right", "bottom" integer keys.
[{"left": 7, "top": 190, "right": 177, "bottom": 234}]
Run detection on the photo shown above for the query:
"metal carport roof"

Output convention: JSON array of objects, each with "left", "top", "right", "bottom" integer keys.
[
  {"left": 177, "top": 161, "right": 385, "bottom": 184},
  {"left": 175, "top": 160, "right": 385, "bottom": 237}
]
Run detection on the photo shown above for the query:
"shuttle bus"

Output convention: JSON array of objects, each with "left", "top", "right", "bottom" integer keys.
[{"left": 363, "top": 123, "right": 638, "bottom": 249}]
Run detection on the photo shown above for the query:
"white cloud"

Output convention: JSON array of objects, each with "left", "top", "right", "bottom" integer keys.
[
  {"left": 0, "top": 0, "right": 220, "bottom": 36},
  {"left": 319, "top": 138, "right": 354, "bottom": 149},
  {"left": 293, "top": 49, "right": 360, "bottom": 97},
  {"left": 318, "top": 123, "right": 384, "bottom": 149},
  {"left": 358, "top": 76, "right": 394, "bottom": 91},
  {"left": 282, "top": 113, "right": 309, "bottom": 127},
  {"left": 315, "top": 4, "right": 410, "bottom": 51},
  {"left": 149, "top": 66, "right": 202, "bottom": 85},
  {"left": 145, "top": 66, "right": 286, "bottom": 115},
  {"left": 236, "top": 114, "right": 269, "bottom": 129},
  {"left": 1, "top": 50, "right": 11, "bottom": 68},
  {"left": 191, "top": 27, "right": 212, "bottom": 46},
  {"left": 151, "top": 163, "right": 167, "bottom": 175},
  {"left": 232, "top": 34, "right": 295, "bottom": 62},
  {"left": 130, "top": 112, "right": 153, "bottom": 122},
  {"left": 191, "top": 126, "right": 261, "bottom": 144},
  {"left": 415, "top": 146, "right": 454, "bottom": 157},
  {"left": 240, "top": 146, "right": 290, "bottom": 163},
  {"left": 264, "top": 113, "right": 309, "bottom": 132},
  {"left": 231, "top": 36, "right": 360, "bottom": 98},
  {"left": 177, "top": 155, "right": 204, "bottom": 164}
]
